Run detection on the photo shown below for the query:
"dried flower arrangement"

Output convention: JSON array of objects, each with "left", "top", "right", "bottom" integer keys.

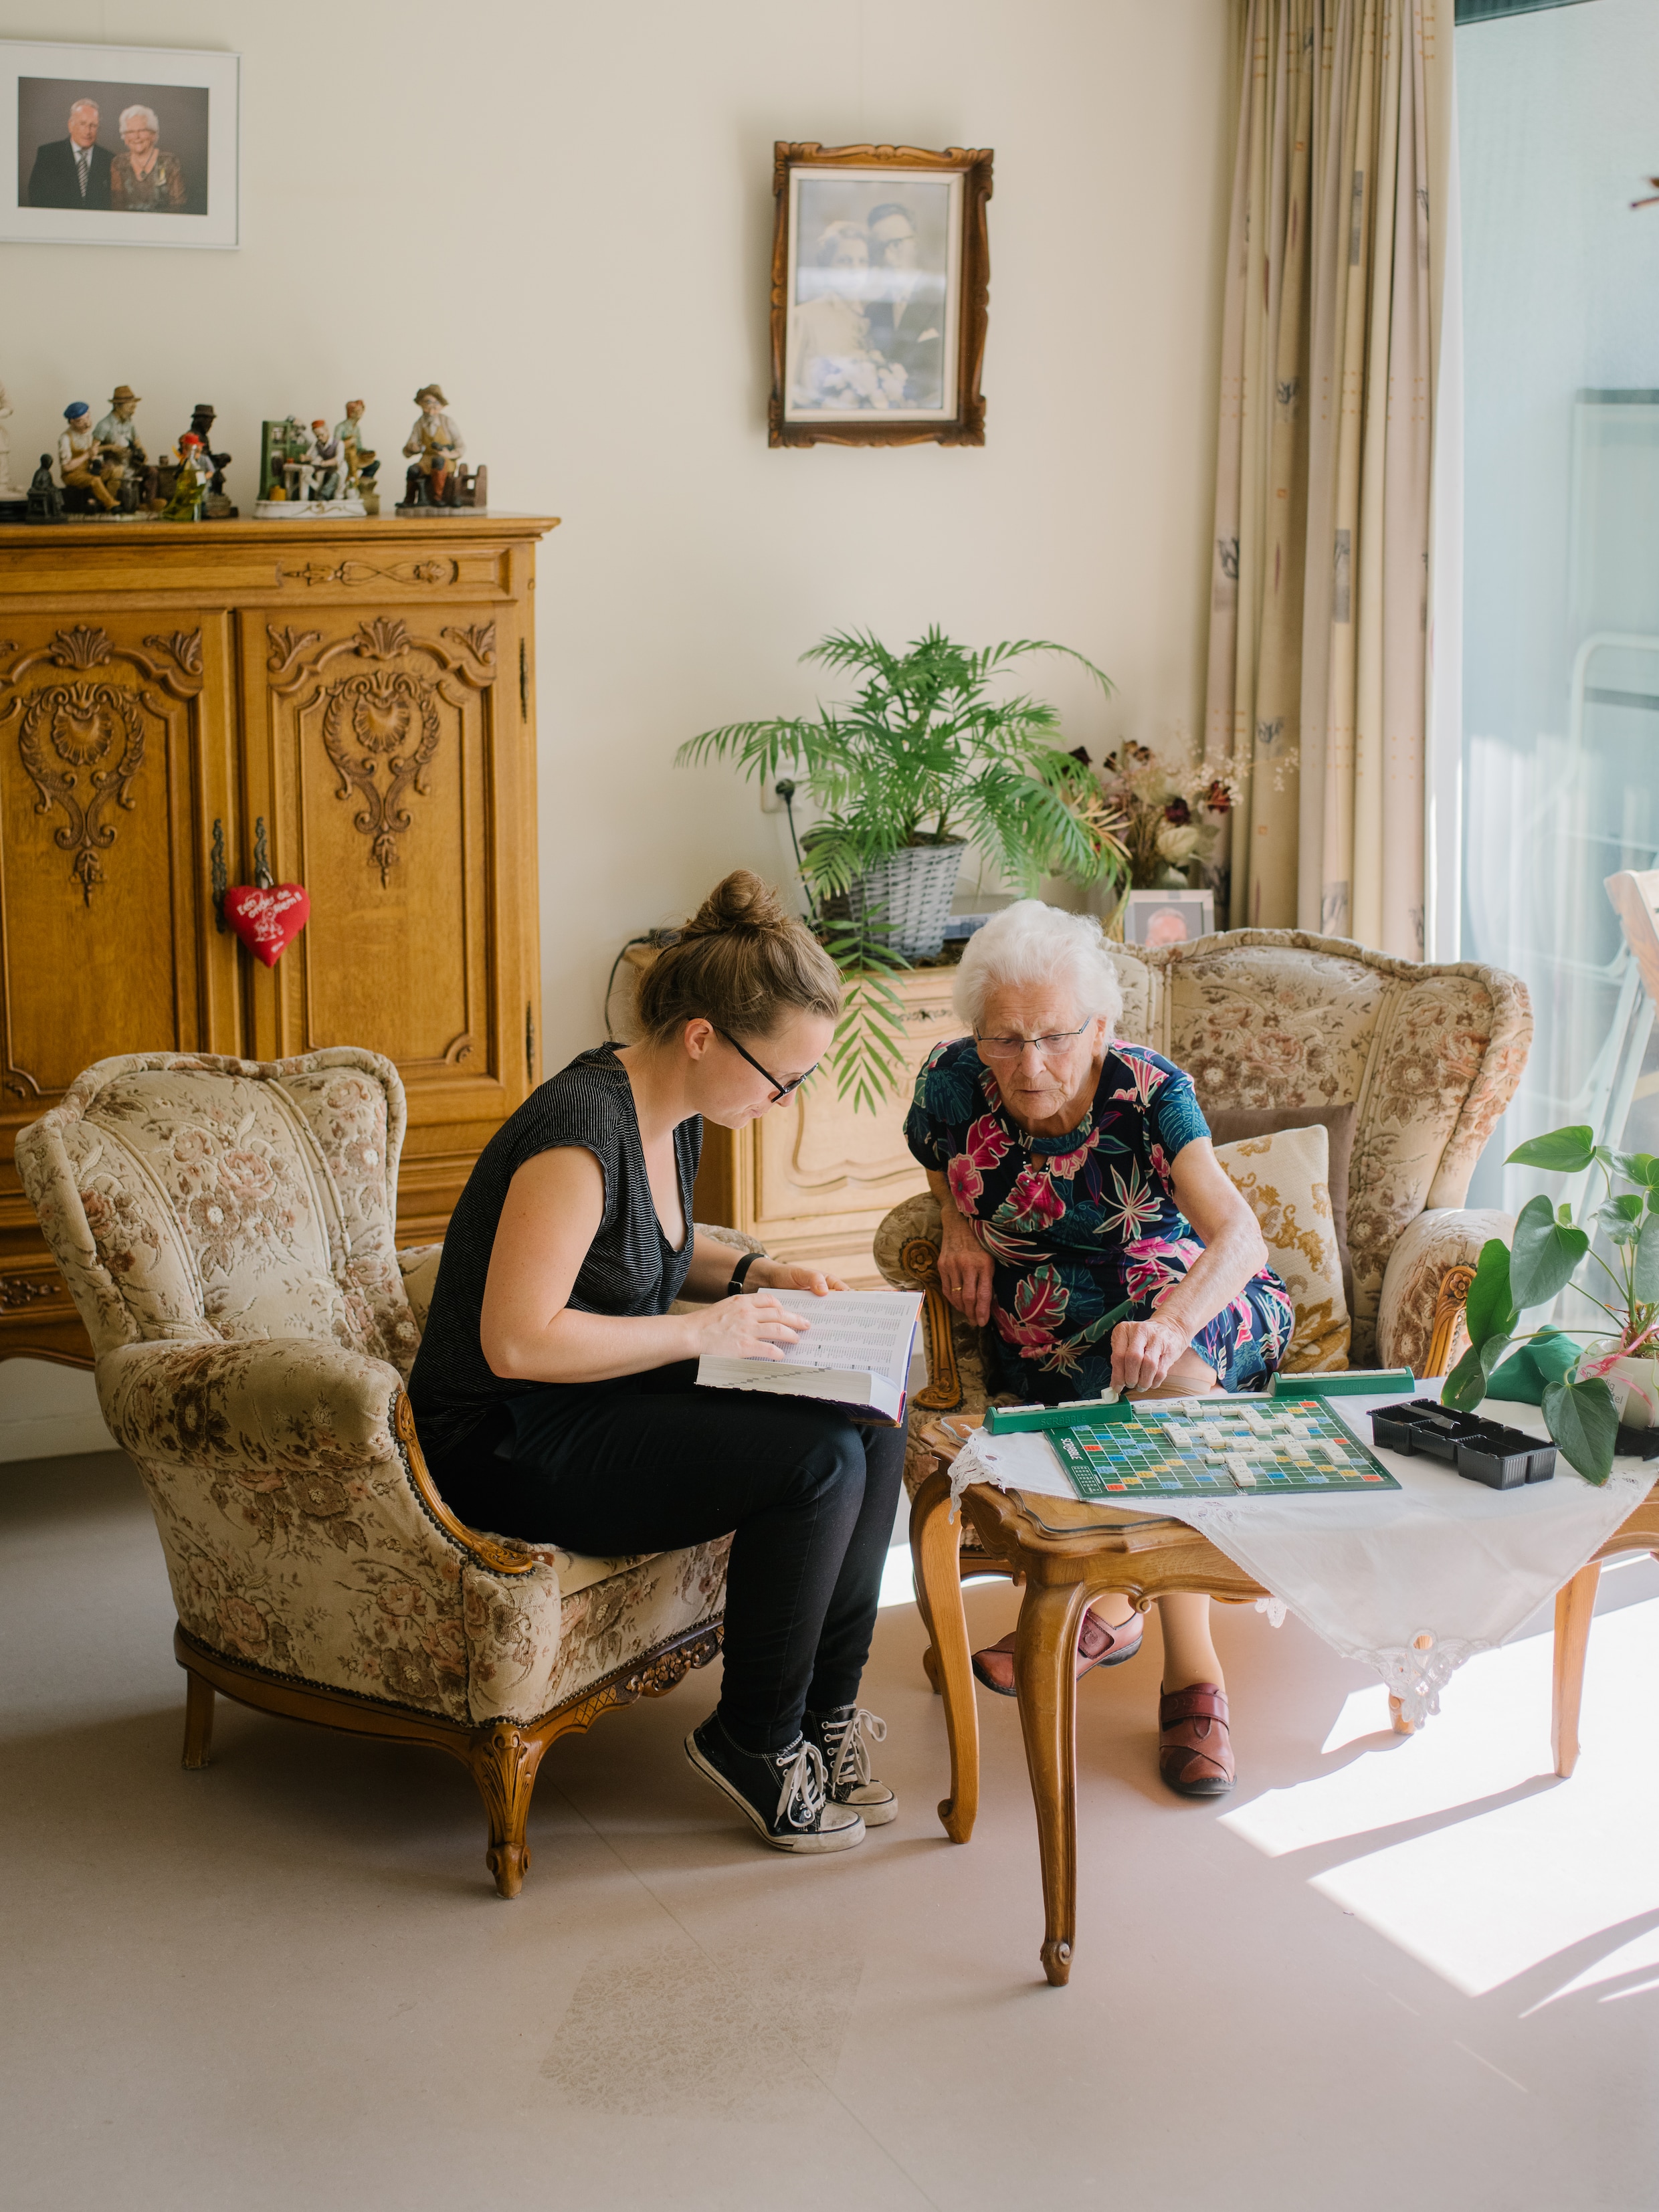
[{"left": 1074, "top": 741, "right": 1299, "bottom": 902}]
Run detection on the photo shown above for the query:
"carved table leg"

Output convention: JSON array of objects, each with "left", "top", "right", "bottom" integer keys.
[
  {"left": 181, "top": 1668, "right": 215, "bottom": 1769},
  {"left": 911, "top": 1468, "right": 979, "bottom": 1843},
  {"left": 1552, "top": 1561, "right": 1601, "bottom": 1779},
  {"left": 466, "top": 1720, "right": 549, "bottom": 1898},
  {"left": 1013, "top": 1579, "right": 1090, "bottom": 1987}
]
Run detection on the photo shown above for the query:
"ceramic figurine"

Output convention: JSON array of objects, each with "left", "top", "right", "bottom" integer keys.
[
  {"left": 252, "top": 414, "right": 365, "bottom": 520},
  {"left": 336, "top": 399, "right": 379, "bottom": 512},
  {"left": 398, "top": 383, "right": 486, "bottom": 512},
  {"left": 92, "top": 385, "right": 156, "bottom": 511},
  {"left": 186, "top": 403, "right": 234, "bottom": 513},
  {"left": 161, "top": 433, "right": 213, "bottom": 521},
  {"left": 57, "top": 402, "right": 120, "bottom": 513},
  {"left": 25, "top": 454, "right": 65, "bottom": 523},
  {"left": 0, "top": 382, "right": 24, "bottom": 507}
]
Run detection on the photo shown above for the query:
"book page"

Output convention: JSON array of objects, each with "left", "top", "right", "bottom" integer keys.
[{"left": 768, "top": 1291, "right": 921, "bottom": 1387}]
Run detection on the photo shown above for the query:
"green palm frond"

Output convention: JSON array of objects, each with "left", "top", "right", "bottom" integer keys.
[{"left": 678, "top": 627, "right": 1127, "bottom": 1108}]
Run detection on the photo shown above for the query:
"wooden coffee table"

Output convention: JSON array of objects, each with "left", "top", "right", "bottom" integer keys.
[{"left": 909, "top": 1452, "right": 1659, "bottom": 1987}]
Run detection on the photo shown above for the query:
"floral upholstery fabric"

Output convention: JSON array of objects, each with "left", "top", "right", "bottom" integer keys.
[
  {"left": 1376, "top": 1207, "right": 1517, "bottom": 1376},
  {"left": 1094, "top": 932, "right": 1529, "bottom": 1364},
  {"left": 1211, "top": 1123, "right": 1349, "bottom": 1372},
  {"left": 17, "top": 1051, "right": 729, "bottom": 1731},
  {"left": 876, "top": 931, "right": 1529, "bottom": 1506}
]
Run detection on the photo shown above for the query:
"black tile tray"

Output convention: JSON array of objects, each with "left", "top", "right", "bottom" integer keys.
[{"left": 1367, "top": 1398, "right": 1555, "bottom": 1490}]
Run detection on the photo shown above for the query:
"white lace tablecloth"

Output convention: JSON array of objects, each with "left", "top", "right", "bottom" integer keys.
[{"left": 945, "top": 1387, "right": 1656, "bottom": 1723}]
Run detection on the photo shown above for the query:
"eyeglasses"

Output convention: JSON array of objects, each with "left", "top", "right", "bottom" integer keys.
[
  {"left": 716, "top": 1029, "right": 817, "bottom": 1103},
  {"left": 973, "top": 1020, "right": 1092, "bottom": 1062}
]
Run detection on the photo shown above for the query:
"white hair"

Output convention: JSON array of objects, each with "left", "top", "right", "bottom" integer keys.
[
  {"left": 119, "top": 105, "right": 159, "bottom": 134},
  {"left": 953, "top": 899, "right": 1123, "bottom": 1035},
  {"left": 68, "top": 99, "right": 99, "bottom": 119}
]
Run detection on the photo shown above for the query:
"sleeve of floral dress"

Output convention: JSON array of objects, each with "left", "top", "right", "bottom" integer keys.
[
  {"left": 903, "top": 1042, "right": 960, "bottom": 1170},
  {"left": 1148, "top": 1063, "right": 1210, "bottom": 1167}
]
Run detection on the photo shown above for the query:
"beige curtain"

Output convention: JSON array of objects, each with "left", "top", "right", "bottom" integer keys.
[{"left": 1205, "top": 0, "right": 1454, "bottom": 956}]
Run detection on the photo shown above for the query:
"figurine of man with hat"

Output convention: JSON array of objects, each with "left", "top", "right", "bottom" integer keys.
[
  {"left": 57, "top": 402, "right": 119, "bottom": 511},
  {"left": 402, "top": 383, "right": 464, "bottom": 506},
  {"left": 93, "top": 385, "right": 155, "bottom": 509}
]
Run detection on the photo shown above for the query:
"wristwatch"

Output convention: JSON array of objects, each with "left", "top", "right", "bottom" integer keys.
[{"left": 726, "top": 1251, "right": 762, "bottom": 1296}]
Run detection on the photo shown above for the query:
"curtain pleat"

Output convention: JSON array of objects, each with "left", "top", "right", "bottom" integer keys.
[{"left": 1205, "top": 0, "right": 1452, "bottom": 956}]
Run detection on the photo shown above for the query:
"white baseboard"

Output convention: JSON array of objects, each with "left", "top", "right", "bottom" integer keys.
[
  {"left": 0, "top": 1413, "right": 118, "bottom": 1462},
  {"left": 0, "top": 1361, "right": 114, "bottom": 1463}
]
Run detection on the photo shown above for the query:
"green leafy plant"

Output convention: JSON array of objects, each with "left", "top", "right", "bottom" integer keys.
[
  {"left": 1444, "top": 1124, "right": 1659, "bottom": 1482},
  {"left": 676, "top": 627, "right": 1129, "bottom": 1108}
]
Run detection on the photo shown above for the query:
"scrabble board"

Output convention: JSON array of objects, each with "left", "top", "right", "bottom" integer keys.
[{"left": 1046, "top": 1396, "right": 1402, "bottom": 1502}]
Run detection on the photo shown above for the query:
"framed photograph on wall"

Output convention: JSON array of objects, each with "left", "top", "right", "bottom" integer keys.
[
  {"left": 769, "top": 142, "right": 992, "bottom": 448},
  {"left": 0, "top": 40, "right": 239, "bottom": 249},
  {"left": 1122, "top": 889, "right": 1216, "bottom": 950}
]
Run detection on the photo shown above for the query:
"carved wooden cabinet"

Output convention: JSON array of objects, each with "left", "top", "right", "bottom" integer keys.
[
  {"left": 686, "top": 965, "right": 961, "bottom": 1284},
  {"left": 0, "top": 514, "right": 556, "bottom": 1365}
]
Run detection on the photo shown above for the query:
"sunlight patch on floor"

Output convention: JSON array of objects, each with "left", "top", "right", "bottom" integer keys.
[{"left": 1280, "top": 1598, "right": 1659, "bottom": 1998}]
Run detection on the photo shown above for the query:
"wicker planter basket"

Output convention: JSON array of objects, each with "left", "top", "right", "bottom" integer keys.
[{"left": 824, "top": 839, "right": 967, "bottom": 961}]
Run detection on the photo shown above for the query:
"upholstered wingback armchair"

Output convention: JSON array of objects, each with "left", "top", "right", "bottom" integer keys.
[
  {"left": 877, "top": 929, "right": 1530, "bottom": 1433},
  {"left": 17, "top": 1048, "right": 735, "bottom": 1898}
]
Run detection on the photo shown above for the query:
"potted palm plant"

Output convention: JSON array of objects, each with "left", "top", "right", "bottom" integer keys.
[{"left": 676, "top": 627, "right": 1128, "bottom": 1106}]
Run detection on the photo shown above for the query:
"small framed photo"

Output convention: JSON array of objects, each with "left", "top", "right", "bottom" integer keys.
[
  {"left": 769, "top": 141, "right": 991, "bottom": 448},
  {"left": 1, "top": 40, "right": 239, "bottom": 249},
  {"left": 1123, "top": 890, "right": 1217, "bottom": 950}
]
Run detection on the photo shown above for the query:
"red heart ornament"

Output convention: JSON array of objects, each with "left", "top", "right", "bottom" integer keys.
[{"left": 224, "top": 883, "right": 310, "bottom": 967}]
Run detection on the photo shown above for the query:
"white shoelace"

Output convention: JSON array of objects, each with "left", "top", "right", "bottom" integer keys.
[
  {"left": 773, "top": 1738, "right": 830, "bottom": 1829},
  {"left": 819, "top": 1706, "right": 888, "bottom": 1792}
]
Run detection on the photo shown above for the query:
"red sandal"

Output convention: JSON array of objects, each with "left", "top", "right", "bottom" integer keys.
[
  {"left": 1158, "top": 1682, "right": 1234, "bottom": 1797},
  {"left": 971, "top": 1606, "right": 1145, "bottom": 1698}
]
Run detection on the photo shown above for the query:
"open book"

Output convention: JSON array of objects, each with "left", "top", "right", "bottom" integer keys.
[{"left": 694, "top": 1289, "right": 923, "bottom": 1425}]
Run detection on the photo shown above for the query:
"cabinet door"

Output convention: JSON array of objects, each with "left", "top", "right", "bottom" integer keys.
[
  {"left": 0, "top": 615, "right": 239, "bottom": 1340},
  {"left": 239, "top": 607, "right": 535, "bottom": 1242}
]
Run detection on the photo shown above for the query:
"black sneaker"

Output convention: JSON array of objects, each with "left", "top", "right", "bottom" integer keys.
[
  {"left": 685, "top": 1714, "right": 866, "bottom": 1853},
  {"left": 805, "top": 1704, "right": 896, "bottom": 1826}
]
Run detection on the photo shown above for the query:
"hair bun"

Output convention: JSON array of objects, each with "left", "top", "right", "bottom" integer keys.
[{"left": 683, "top": 869, "right": 791, "bottom": 939}]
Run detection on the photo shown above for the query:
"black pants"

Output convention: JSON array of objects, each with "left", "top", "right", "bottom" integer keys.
[{"left": 430, "top": 1372, "right": 905, "bottom": 1754}]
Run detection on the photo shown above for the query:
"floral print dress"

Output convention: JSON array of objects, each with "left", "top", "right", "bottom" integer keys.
[{"left": 905, "top": 1037, "right": 1293, "bottom": 1402}]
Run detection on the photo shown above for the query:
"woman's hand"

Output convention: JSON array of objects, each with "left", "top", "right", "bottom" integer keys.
[
  {"left": 685, "top": 1292, "right": 811, "bottom": 1363},
  {"left": 937, "top": 1221, "right": 994, "bottom": 1327},
  {"left": 748, "top": 1258, "right": 850, "bottom": 1297},
  {"left": 1111, "top": 1314, "right": 1190, "bottom": 1394}
]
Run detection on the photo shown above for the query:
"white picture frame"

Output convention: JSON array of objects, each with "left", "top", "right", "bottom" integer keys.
[
  {"left": 1122, "top": 889, "right": 1216, "bottom": 949},
  {"left": 1, "top": 40, "right": 239, "bottom": 250}
]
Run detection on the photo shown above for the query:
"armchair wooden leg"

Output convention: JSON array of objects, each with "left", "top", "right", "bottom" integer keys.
[
  {"left": 1013, "top": 1579, "right": 1090, "bottom": 1987},
  {"left": 181, "top": 1668, "right": 215, "bottom": 1769},
  {"left": 910, "top": 1468, "right": 980, "bottom": 1844},
  {"left": 466, "top": 1720, "right": 549, "bottom": 1898},
  {"left": 1552, "top": 1561, "right": 1601, "bottom": 1779}
]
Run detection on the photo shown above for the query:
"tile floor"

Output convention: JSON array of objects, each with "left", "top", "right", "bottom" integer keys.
[{"left": 3, "top": 1448, "right": 1657, "bottom": 2211}]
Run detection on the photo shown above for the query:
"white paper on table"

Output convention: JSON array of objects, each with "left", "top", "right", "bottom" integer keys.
[{"left": 945, "top": 1388, "right": 1655, "bottom": 1723}]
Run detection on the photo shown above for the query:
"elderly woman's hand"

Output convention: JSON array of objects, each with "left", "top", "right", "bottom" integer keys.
[
  {"left": 1111, "top": 1314, "right": 1191, "bottom": 1394},
  {"left": 937, "top": 1221, "right": 994, "bottom": 1327}
]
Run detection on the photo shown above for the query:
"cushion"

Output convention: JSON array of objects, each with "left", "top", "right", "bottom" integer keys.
[
  {"left": 1207, "top": 1100, "right": 1356, "bottom": 1310},
  {"left": 1212, "top": 1122, "right": 1350, "bottom": 1373}
]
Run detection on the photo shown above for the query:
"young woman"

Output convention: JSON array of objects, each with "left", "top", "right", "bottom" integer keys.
[{"left": 410, "top": 873, "right": 901, "bottom": 1853}]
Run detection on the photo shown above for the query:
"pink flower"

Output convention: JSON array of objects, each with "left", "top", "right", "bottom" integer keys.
[
  {"left": 1001, "top": 1167, "right": 1066, "bottom": 1233},
  {"left": 1109, "top": 1052, "right": 1168, "bottom": 1110},
  {"left": 947, "top": 1114, "right": 1012, "bottom": 1209}
]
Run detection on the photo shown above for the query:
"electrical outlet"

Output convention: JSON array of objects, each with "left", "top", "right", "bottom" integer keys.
[{"left": 760, "top": 777, "right": 796, "bottom": 816}]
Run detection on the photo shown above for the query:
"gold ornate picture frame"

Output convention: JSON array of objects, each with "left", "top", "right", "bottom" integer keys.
[{"left": 769, "top": 142, "right": 992, "bottom": 448}]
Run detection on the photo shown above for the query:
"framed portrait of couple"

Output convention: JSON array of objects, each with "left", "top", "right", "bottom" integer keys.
[
  {"left": 0, "top": 39, "right": 239, "bottom": 249},
  {"left": 770, "top": 142, "right": 993, "bottom": 448}
]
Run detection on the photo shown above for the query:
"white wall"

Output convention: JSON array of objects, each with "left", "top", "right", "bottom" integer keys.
[{"left": 0, "top": 0, "right": 1233, "bottom": 1456}]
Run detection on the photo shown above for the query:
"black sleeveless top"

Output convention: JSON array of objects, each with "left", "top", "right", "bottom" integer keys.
[{"left": 407, "top": 1044, "right": 701, "bottom": 1462}]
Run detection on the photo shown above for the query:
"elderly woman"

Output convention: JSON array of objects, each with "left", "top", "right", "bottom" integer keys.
[
  {"left": 905, "top": 900, "right": 1293, "bottom": 1796},
  {"left": 110, "top": 106, "right": 187, "bottom": 213}
]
